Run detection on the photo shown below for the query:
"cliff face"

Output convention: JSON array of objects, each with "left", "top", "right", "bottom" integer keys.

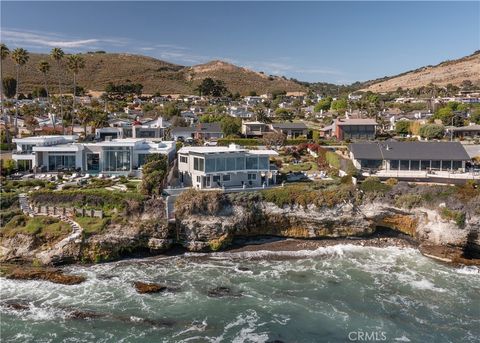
[
  {"left": 1, "top": 193, "right": 479, "bottom": 265},
  {"left": 176, "top": 199, "right": 479, "bottom": 262}
]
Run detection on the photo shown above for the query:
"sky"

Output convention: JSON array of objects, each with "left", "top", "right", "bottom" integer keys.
[{"left": 1, "top": 1, "right": 479, "bottom": 84}]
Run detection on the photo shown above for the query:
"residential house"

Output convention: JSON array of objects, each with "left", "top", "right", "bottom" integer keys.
[
  {"left": 321, "top": 118, "right": 378, "bottom": 140},
  {"left": 270, "top": 122, "right": 308, "bottom": 138},
  {"left": 177, "top": 143, "right": 278, "bottom": 189},
  {"left": 193, "top": 122, "right": 223, "bottom": 140},
  {"left": 349, "top": 141, "right": 471, "bottom": 172},
  {"left": 12, "top": 135, "right": 176, "bottom": 175},
  {"left": 448, "top": 125, "right": 480, "bottom": 140},
  {"left": 241, "top": 121, "right": 270, "bottom": 138}
]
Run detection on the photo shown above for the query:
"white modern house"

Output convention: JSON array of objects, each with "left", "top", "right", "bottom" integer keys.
[
  {"left": 177, "top": 144, "right": 278, "bottom": 189},
  {"left": 12, "top": 135, "right": 176, "bottom": 175}
]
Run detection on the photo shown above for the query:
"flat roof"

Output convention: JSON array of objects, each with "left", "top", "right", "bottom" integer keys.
[
  {"left": 350, "top": 141, "right": 471, "bottom": 161},
  {"left": 178, "top": 146, "right": 278, "bottom": 156},
  {"left": 337, "top": 119, "right": 378, "bottom": 126},
  {"left": 271, "top": 122, "right": 308, "bottom": 129}
]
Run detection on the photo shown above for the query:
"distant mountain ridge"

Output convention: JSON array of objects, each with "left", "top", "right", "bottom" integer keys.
[
  {"left": 1, "top": 52, "right": 305, "bottom": 96},
  {"left": 361, "top": 51, "right": 480, "bottom": 92}
]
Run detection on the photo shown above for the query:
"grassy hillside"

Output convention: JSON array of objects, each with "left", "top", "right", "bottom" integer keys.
[
  {"left": 362, "top": 51, "right": 480, "bottom": 92},
  {"left": 1, "top": 52, "right": 305, "bottom": 96}
]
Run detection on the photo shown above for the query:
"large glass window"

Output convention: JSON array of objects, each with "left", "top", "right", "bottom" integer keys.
[
  {"left": 226, "top": 157, "right": 236, "bottom": 171},
  {"left": 452, "top": 161, "right": 463, "bottom": 170},
  {"left": 420, "top": 161, "right": 430, "bottom": 170},
  {"left": 246, "top": 156, "right": 258, "bottom": 170},
  {"left": 205, "top": 158, "right": 215, "bottom": 172},
  {"left": 400, "top": 160, "right": 410, "bottom": 170},
  {"left": 389, "top": 160, "right": 399, "bottom": 170},
  {"left": 86, "top": 153, "right": 100, "bottom": 171},
  {"left": 216, "top": 157, "right": 226, "bottom": 171},
  {"left": 137, "top": 154, "right": 149, "bottom": 168},
  {"left": 236, "top": 157, "right": 245, "bottom": 170},
  {"left": 48, "top": 154, "right": 76, "bottom": 171},
  {"left": 441, "top": 161, "right": 452, "bottom": 170},
  {"left": 259, "top": 156, "right": 269, "bottom": 170},
  {"left": 410, "top": 160, "right": 420, "bottom": 170},
  {"left": 431, "top": 160, "right": 441, "bottom": 170},
  {"left": 180, "top": 155, "right": 188, "bottom": 164},
  {"left": 193, "top": 157, "right": 204, "bottom": 171},
  {"left": 104, "top": 147, "right": 131, "bottom": 172}
]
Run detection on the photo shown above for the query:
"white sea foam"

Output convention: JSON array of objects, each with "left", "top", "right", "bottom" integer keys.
[
  {"left": 456, "top": 266, "right": 480, "bottom": 275},
  {"left": 394, "top": 335, "right": 411, "bottom": 342},
  {"left": 409, "top": 279, "right": 446, "bottom": 292}
]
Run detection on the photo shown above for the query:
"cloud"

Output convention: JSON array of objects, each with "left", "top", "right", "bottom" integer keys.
[{"left": 2, "top": 29, "right": 102, "bottom": 49}]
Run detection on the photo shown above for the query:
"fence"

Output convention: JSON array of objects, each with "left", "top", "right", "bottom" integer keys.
[{"left": 32, "top": 205, "right": 104, "bottom": 218}]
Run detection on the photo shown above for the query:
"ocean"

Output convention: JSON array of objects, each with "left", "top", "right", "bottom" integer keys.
[{"left": 1, "top": 244, "right": 479, "bottom": 343}]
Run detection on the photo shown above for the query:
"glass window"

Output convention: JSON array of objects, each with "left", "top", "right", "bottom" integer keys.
[
  {"left": 410, "top": 160, "right": 420, "bottom": 170},
  {"left": 87, "top": 154, "right": 100, "bottom": 171},
  {"left": 452, "top": 161, "right": 462, "bottom": 170},
  {"left": 104, "top": 147, "right": 131, "bottom": 172},
  {"left": 205, "top": 158, "right": 215, "bottom": 172},
  {"left": 226, "top": 157, "right": 236, "bottom": 171},
  {"left": 390, "top": 160, "right": 399, "bottom": 170},
  {"left": 248, "top": 173, "right": 257, "bottom": 180},
  {"left": 420, "top": 161, "right": 430, "bottom": 170},
  {"left": 48, "top": 154, "right": 76, "bottom": 171},
  {"left": 223, "top": 175, "right": 231, "bottom": 181},
  {"left": 193, "top": 157, "right": 204, "bottom": 171},
  {"left": 259, "top": 156, "right": 269, "bottom": 170},
  {"left": 180, "top": 155, "right": 188, "bottom": 163},
  {"left": 246, "top": 156, "right": 258, "bottom": 170},
  {"left": 236, "top": 157, "right": 245, "bottom": 170},
  {"left": 400, "top": 160, "right": 410, "bottom": 170},
  {"left": 216, "top": 157, "right": 226, "bottom": 171},
  {"left": 213, "top": 175, "right": 221, "bottom": 182},
  {"left": 441, "top": 161, "right": 452, "bottom": 170},
  {"left": 431, "top": 161, "right": 441, "bottom": 170}
]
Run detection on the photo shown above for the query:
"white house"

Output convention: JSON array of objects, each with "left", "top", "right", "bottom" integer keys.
[
  {"left": 177, "top": 143, "right": 278, "bottom": 189},
  {"left": 12, "top": 135, "right": 176, "bottom": 175}
]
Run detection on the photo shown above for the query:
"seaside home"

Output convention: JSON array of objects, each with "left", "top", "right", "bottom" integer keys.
[
  {"left": 177, "top": 143, "right": 278, "bottom": 189},
  {"left": 12, "top": 135, "right": 175, "bottom": 175},
  {"left": 349, "top": 141, "right": 471, "bottom": 172},
  {"left": 95, "top": 117, "right": 168, "bottom": 141},
  {"left": 321, "top": 118, "right": 378, "bottom": 140},
  {"left": 241, "top": 121, "right": 270, "bottom": 138},
  {"left": 270, "top": 122, "right": 308, "bottom": 138}
]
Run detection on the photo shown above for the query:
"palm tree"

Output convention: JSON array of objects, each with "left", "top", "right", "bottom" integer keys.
[
  {"left": 66, "top": 54, "right": 85, "bottom": 133},
  {"left": 1, "top": 43, "right": 11, "bottom": 143},
  {"left": 11, "top": 48, "right": 29, "bottom": 137},
  {"left": 50, "top": 48, "right": 65, "bottom": 133},
  {"left": 37, "top": 60, "right": 50, "bottom": 99}
]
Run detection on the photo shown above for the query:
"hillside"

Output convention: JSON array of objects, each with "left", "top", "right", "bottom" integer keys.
[
  {"left": 1, "top": 52, "right": 305, "bottom": 96},
  {"left": 362, "top": 51, "right": 480, "bottom": 92}
]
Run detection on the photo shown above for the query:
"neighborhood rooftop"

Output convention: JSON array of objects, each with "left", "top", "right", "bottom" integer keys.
[{"left": 349, "top": 141, "right": 471, "bottom": 161}]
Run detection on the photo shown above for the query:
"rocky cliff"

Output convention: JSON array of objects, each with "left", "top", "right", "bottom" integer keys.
[{"left": 1, "top": 182, "right": 479, "bottom": 266}]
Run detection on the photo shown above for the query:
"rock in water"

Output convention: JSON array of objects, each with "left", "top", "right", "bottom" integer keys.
[
  {"left": 207, "top": 286, "right": 242, "bottom": 298},
  {"left": 4, "top": 266, "right": 86, "bottom": 285},
  {"left": 134, "top": 281, "right": 168, "bottom": 294}
]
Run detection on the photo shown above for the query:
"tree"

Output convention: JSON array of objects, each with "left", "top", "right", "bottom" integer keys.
[
  {"left": 220, "top": 116, "right": 241, "bottom": 136},
  {"left": 470, "top": 107, "right": 480, "bottom": 125},
  {"left": 51, "top": 47, "right": 65, "bottom": 133},
  {"left": 331, "top": 98, "right": 348, "bottom": 112},
  {"left": 254, "top": 105, "right": 271, "bottom": 123},
  {"left": 2, "top": 77, "right": 16, "bottom": 98},
  {"left": 162, "top": 103, "right": 181, "bottom": 119},
  {"left": 262, "top": 131, "right": 286, "bottom": 149},
  {"left": 24, "top": 115, "right": 38, "bottom": 135},
  {"left": 314, "top": 97, "right": 332, "bottom": 112},
  {"left": 419, "top": 124, "right": 445, "bottom": 140},
  {"left": 395, "top": 120, "right": 411, "bottom": 135},
  {"left": 32, "top": 87, "right": 48, "bottom": 98},
  {"left": 66, "top": 54, "right": 86, "bottom": 132},
  {"left": 37, "top": 60, "right": 50, "bottom": 101},
  {"left": 170, "top": 116, "right": 188, "bottom": 127},
  {"left": 195, "top": 78, "right": 228, "bottom": 97},
  {"left": 1, "top": 44, "right": 10, "bottom": 139},
  {"left": 11, "top": 48, "right": 29, "bottom": 137},
  {"left": 77, "top": 107, "right": 93, "bottom": 136},
  {"left": 140, "top": 154, "right": 168, "bottom": 196},
  {"left": 275, "top": 108, "right": 293, "bottom": 121}
]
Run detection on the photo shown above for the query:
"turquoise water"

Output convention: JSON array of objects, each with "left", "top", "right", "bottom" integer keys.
[{"left": 1, "top": 244, "right": 479, "bottom": 342}]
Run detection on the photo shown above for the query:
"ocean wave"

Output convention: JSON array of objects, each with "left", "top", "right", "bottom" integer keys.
[{"left": 455, "top": 266, "right": 480, "bottom": 275}]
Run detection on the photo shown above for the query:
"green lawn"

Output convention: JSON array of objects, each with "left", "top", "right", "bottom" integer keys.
[
  {"left": 2, "top": 215, "right": 71, "bottom": 240},
  {"left": 74, "top": 216, "right": 110, "bottom": 235},
  {"left": 281, "top": 161, "right": 319, "bottom": 173}
]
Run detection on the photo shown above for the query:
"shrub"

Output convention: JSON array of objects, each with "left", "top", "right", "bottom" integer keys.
[
  {"left": 395, "top": 194, "right": 423, "bottom": 209},
  {"left": 325, "top": 151, "right": 341, "bottom": 169},
  {"left": 359, "top": 177, "right": 391, "bottom": 193},
  {"left": 385, "top": 178, "right": 398, "bottom": 187},
  {"left": 0, "top": 193, "right": 18, "bottom": 210},
  {"left": 440, "top": 207, "right": 466, "bottom": 228},
  {"left": 175, "top": 189, "right": 231, "bottom": 216}
]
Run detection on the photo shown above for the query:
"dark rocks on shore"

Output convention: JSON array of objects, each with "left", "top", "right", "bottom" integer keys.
[{"left": 2, "top": 266, "right": 86, "bottom": 285}]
